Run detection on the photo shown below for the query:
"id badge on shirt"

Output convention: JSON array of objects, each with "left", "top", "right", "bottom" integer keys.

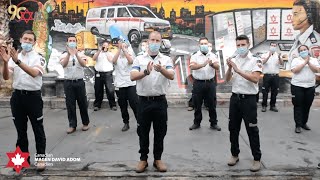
[{"left": 96, "top": 73, "right": 100, "bottom": 78}]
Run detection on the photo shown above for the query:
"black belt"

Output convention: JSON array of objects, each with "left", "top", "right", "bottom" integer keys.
[
  {"left": 264, "top": 73, "right": 278, "bottom": 76},
  {"left": 195, "top": 78, "right": 214, "bottom": 82},
  {"left": 96, "top": 71, "right": 112, "bottom": 74},
  {"left": 65, "top": 79, "right": 83, "bottom": 82},
  {"left": 139, "top": 95, "right": 165, "bottom": 101},
  {"left": 13, "top": 89, "right": 41, "bottom": 95},
  {"left": 232, "top": 93, "right": 256, "bottom": 99}
]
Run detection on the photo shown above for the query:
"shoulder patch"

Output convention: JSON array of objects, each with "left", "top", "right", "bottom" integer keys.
[
  {"left": 191, "top": 51, "right": 197, "bottom": 55},
  {"left": 40, "top": 58, "right": 46, "bottom": 66},
  {"left": 309, "top": 32, "right": 318, "bottom": 44}
]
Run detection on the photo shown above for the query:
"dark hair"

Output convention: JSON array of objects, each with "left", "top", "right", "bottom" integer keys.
[
  {"left": 21, "top": 30, "right": 36, "bottom": 41},
  {"left": 148, "top": 31, "right": 161, "bottom": 39},
  {"left": 270, "top": 42, "right": 277, "bottom": 46},
  {"left": 235, "top": 35, "right": 249, "bottom": 43},
  {"left": 101, "top": 40, "right": 110, "bottom": 45},
  {"left": 199, "top": 37, "right": 208, "bottom": 42},
  {"left": 298, "top": 44, "right": 310, "bottom": 52},
  {"left": 67, "top": 35, "right": 77, "bottom": 41},
  {"left": 293, "top": 0, "right": 320, "bottom": 33}
]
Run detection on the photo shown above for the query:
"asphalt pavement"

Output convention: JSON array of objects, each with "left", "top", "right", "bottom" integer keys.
[{"left": 0, "top": 107, "right": 320, "bottom": 179}]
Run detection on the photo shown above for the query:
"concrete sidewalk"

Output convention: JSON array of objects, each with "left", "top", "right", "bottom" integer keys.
[{"left": 0, "top": 107, "right": 320, "bottom": 179}]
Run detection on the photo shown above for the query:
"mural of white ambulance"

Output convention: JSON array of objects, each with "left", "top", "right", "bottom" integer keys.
[{"left": 86, "top": 5, "right": 172, "bottom": 45}]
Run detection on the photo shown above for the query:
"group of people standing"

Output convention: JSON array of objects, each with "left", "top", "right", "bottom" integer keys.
[
  {"left": 0, "top": 30, "right": 174, "bottom": 173},
  {"left": 1, "top": 25, "right": 320, "bottom": 173}
]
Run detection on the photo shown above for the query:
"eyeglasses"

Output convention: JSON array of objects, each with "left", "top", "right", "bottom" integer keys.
[{"left": 72, "top": 58, "right": 75, "bottom": 66}]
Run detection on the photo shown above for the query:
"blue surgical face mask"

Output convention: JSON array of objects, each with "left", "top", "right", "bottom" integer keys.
[
  {"left": 199, "top": 45, "right": 209, "bottom": 53},
  {"left": 299, "top": 50, "right": 309, "bottom": 58},
  {"left": 148, "top": 43, "right": 160, "bottom": 53},
  {"left": 270, "top": 46, "right": 276, "bottom": 52},
  {"left": 46, "top": 5, "right": 52, "bottom": 13},
  {"left": 21, "top": 42, "right": 33, "bottom": 52},
  {"left": 237, "top": 46, "right": 249, "bottom": 56},
  {"left": 68, "top": 42, "right": 77, "bottom": 49}
]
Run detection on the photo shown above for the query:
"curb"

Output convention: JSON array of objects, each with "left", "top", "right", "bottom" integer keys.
[
  {"left": 0, "top": 168, "right": 318, "bottom": 179},
  {"left": 0, "top": 94, "right": 319, "bottom": 109}
]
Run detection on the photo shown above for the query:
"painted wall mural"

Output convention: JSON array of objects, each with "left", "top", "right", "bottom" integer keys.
[{"left": 1, "top": 0, "right": 320, "bottom": 97}]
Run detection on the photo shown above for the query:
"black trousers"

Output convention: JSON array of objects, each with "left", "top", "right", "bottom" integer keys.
[
  {"left": 64, "top": 79, "right": 90, "bottom": 128},
  {"left": 192, "top": 79, "right": 217, "bottom": 125},
  {"left": 188, "top": 97, "right": 209, "bottom": 108},
  {"left": 10, "top": 90, "right": 46, "bottom": 163},
  {"left": 229, "top": 93, "right": 261, "bottom": 161},
  {"left": 94, "top": 71, "right": 116, "bottom": 108},
  {"left": 115, "top": 86, "right": 138, "bottom": 123},
  {"left": 262, "top": 74, "right": 279, "bottom": 107},
  {"left": 137, "top": 96, "right": 168, "bottom": 161},
  {"left": 291, "top": 85, "right": 315, "bottom": 128},
  {"left": 188, "top": 97, "right": 193, "bottom": 107}
]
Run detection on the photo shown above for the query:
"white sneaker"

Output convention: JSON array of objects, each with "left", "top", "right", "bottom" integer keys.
[
  {"left": 250, "top": 160, "right": 261, "bottom": 172},
  {"left": 227, "top": 156, "right": 239, "bottom": 166}
]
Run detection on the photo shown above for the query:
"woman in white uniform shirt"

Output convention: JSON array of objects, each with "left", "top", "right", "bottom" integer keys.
[
  {"left": 291, "top": 45, "right": 320, "bottom": 133},
  {"left": 289, "top": 0, "right": 320, "bottom": 63}
]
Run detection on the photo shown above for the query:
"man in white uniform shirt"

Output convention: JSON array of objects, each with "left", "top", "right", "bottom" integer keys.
[
  {"left": 112, "top": 41, "right": 138, "bottom": 132},
  {"left": 0, "top": 30, "right": 46, "bottom": 171},
  {"left": 130, "top": 31, "right": 174, "bottom": 173},
  {"left": 189, "top": 37, "right": 220, "bottom": 131},
  {"left": 60, "top": 36, "right": 90, "bottom": 134},
  {"left": 225, "top": 35, "right": 262, "bottom": 172},
  {"left": 92, "top": 41, "right": 117, "bottom": 111},
  {"left": 261, "top": 42, "right": 283, "bottom": 112}
]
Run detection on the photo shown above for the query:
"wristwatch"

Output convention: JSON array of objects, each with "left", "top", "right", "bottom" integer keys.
[
  {"left": 144, "top": 69, "right": 150, "bottom": 76},
  {"left": 15, "top": 59, "right": 21, "bottom": 65}
]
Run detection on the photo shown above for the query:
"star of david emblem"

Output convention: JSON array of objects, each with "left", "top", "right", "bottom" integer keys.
[
  {"left": 271, "top": 15, "right": 277, "bottom": 23},
  {"left": 287, "top": 14, "right": 292, "bottom": 22},
  {"left": 271, "top": 27, "right": 277, "bottom": 35},
  {"left": 286, "top": 28, "right": 292, "bottom": 34},
  {"left": 20, "top": 9, "right": 34, "bottom": 24}
]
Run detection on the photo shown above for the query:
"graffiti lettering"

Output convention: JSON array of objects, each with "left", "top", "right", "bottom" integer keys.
[{"left": 8, "top": 5, "right": 26, "bottom": 20}]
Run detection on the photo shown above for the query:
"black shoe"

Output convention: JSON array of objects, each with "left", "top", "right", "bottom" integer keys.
[
  {"left": 210, "top": 124, "right": 221, "bottom": 131},
  {"left": 270, "top": 106, "right": 278, "bottom": 112},
  {"left": 261, "top": 106, "right": 266, "bottom": 112},
  {"left": 94, "top": 107, "right": 100, "bottom": 111},
  {"left": 318, "top": 163, "right": 320, "bottom": 169},
  {"left": 122, "top": 123, "right": 130, "bottom": 131},
  {"left": 111, "top": 106, "right": 117, "bottom": 111},
  {"left": 295, "top": 127, "right": 302, "bottom": 133},
  {"left": 302, "top": 124, "right": 311, "bottom": 130},
  {"left": 189, "top": 124, "right": 200, "bottom": 130}
]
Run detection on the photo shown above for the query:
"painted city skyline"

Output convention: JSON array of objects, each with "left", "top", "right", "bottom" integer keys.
[{"left": 55, "top": 0, "right": 292, "bottom": 17}]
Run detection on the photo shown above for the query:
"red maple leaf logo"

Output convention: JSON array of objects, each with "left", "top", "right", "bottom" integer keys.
[{"left": 6, "top": 146, "right": 30, "bottom": 173}]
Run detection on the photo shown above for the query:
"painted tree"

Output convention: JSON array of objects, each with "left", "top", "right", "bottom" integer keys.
[{"left": 0, "top": 0, "right": 13, "bottom": 97}]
